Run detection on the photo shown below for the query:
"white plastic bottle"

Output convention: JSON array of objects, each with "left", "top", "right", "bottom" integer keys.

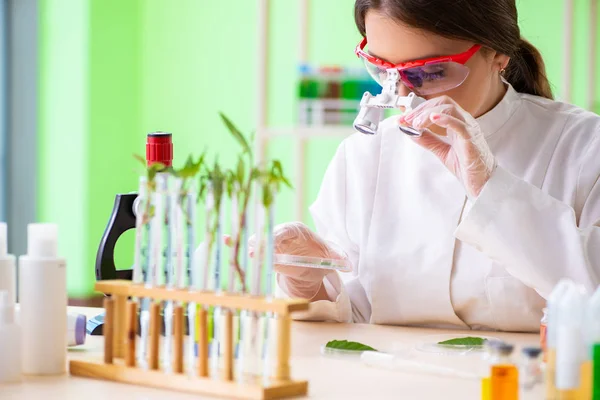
[
  {"left": 555, "top": 285, "right": 588, "bottom": 397},
  {"left": 0, "top": 222, "right": 16, "bottom": 304},
  {"left": 19, "top": 223, "right": 67, "bottom": 375},
  {"left": 0, "top": 290, "right": 21, "bottom": 383},
  {"left": 545, "top": 279, "right": 574, "bottom": 399}
]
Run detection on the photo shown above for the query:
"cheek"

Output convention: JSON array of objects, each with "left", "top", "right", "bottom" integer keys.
[{"left": 438, "top": 63, "right": 492, "bottom": 116}]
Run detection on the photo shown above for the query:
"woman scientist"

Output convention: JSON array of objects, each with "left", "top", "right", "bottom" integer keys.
[{"left": 260, "top": 0, "right": 600, "bottom": 332}]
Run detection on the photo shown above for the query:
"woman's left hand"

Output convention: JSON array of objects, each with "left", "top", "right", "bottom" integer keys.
[{"left": 399, "top": 95, "right": 497, "bottom": 198}]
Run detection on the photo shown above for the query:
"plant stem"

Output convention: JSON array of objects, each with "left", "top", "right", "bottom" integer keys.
[{"left": 231, "top": 170, "right": 253, "bottom": 293}]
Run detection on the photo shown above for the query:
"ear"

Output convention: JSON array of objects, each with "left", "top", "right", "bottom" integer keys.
[{"left": 493, "top": 53, "right": 511, "bottom": 73}]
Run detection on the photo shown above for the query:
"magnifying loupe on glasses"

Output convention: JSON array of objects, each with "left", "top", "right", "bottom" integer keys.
[{"left": 353, "top": 69, "right": 426, "bottom": 136}]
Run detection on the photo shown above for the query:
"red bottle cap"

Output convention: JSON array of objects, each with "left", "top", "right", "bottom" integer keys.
[{"left": 146, "top": 132, "right": 173, "bottom": 167}]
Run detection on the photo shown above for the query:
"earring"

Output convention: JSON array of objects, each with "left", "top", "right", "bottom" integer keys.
[{"left": 500, "top": 68, "right": 506, "bottom": 76}]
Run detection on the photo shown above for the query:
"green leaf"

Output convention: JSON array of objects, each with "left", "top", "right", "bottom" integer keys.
[
  {"left": 437, "top": 337, "right": 486, "bottom": 346},
  {"left": 236, "top": 157, "right": 245, "bottom": 184},
  {"left": 281, "top": 175, "right": 293, "bottom": 188},
  {"left": 133, "top": 153, "right": 146, "bottom": 166},
  {"left": 325, "top": 340, "right": 377, "bottom": 352},
  {"left": 219, "top": 112, "right": 251, "bottom": 155},
  {"left": 147, "top": 162, "right": 166, "bottom": 181},
  {"left": 272, "top": 160, "right": 283, "bottom": 175}
]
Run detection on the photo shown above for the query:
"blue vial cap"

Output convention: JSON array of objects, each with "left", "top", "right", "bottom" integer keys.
[{"left": 522, "top": 347, "right": 542, "bottom": 358}]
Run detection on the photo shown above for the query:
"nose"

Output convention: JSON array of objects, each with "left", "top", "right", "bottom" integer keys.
[{"left": 396, "top": 82, "right": 411, "bottom": 97}]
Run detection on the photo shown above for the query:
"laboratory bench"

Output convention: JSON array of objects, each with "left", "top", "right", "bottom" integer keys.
[{"left": 0, "top": 306, "right": 544, "bottom": 399}]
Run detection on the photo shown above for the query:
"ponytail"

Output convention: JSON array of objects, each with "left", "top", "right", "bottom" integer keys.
[{"left": 504, "top": 38, "right": 554, "bottom": 100}]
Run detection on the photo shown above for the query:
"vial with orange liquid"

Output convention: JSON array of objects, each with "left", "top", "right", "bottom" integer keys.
[{"left": 489, "top": 342, "right": 519, "bottom": 400}]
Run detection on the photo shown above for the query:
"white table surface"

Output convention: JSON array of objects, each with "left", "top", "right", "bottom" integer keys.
[{"left": 0, "top": 306, "right": 544, "bottom": 399}]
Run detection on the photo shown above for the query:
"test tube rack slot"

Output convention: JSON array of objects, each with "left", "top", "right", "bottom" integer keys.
[{"left": 69, "top": 280, "right": 310, "bottom": 400}]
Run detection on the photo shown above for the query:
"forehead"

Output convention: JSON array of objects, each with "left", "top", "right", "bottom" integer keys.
[{"left": 364, "top": 10, "right": 473, "bottom": 64}]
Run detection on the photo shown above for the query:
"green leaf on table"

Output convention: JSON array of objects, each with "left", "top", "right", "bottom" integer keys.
[
  {"left": 437, "top": 337, "right": 486, "bottom": 346},
  {"left": 325, "top": 340, "right": 377, "bottom": 352}
]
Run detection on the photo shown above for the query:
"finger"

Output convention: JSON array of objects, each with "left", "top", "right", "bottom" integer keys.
[
  {"left": 410, "top": 104, "right": 455, "bottom": 130},
  {"left": 430, "top": 112, "right": 472, "bottom": 140},
  {"left": 402, "top": 95, "right": 459, "bottom": 123},
  {"left": 411, "top": 129, "right": 452, "bottom": 155},
  {"left": 399, "top": 103, "right": 453, "bottom": 132}
]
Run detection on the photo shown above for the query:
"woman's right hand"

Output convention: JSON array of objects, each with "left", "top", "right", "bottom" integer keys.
[{"left": 247, "top": 222, "right": 348, "bottom": 299}]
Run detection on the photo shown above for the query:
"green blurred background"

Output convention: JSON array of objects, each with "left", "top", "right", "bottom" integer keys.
[{"left": 35, "top": 0, "right": 599, "bottom": 299}]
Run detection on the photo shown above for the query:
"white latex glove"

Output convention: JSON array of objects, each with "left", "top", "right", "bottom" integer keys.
[
  {"left": 246, "top": 222, "right": 349, "bottom": 299},
  {"left": 399, "top": 95, "right": 497, "bottom": 199}
]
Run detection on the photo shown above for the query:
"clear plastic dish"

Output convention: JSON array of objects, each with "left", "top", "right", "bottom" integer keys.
[
  {"left": 274, "top": 254, "right": 352, "bottom": 272},
  {"left": 415, "top": 334, "right": 500, "bottom": 355}
]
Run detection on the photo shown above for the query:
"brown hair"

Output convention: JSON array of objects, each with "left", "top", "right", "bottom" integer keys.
[{"left": 355, "top": 0, "right": 553, "bottom": 99}]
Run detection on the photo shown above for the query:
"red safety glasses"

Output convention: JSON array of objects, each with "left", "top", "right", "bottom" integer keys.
[{"left": 355, "top": 38, "right": 482, "bottom": 95}]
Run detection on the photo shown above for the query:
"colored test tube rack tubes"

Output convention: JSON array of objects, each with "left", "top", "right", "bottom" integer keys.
[{"left": 69, "top": 280, "right": 309, "bottom": 399}]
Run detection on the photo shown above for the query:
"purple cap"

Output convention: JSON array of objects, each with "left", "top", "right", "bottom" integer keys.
[{"left": 75, "top": 314, "right": 86, "bottom": 345}]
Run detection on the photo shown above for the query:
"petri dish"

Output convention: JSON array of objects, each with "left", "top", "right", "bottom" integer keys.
[
  {"left": 274, "top": 254, "right": 352, "bottom": 272},
  {"left": 415, "top": 334, "right": 501, "bottom": 355}
]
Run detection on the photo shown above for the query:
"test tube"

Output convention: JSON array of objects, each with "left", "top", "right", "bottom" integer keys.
[
  {"left": 133, "top": 177, "right": 150, "bottom": 285},
  {"left": 249, "top": 186, "right": 266, "bottom": 376},
  {"left": 237, "top": 198, "right": 252, "bottom": 381},
  {"left": 262, "top": 196, "right": 276, "bottom": 380},
  {"left": 133, "top": 177, "right": 150, "bottom": 368},
  {"left": 264, "top": 198, "right": 275, "bottom": 299},
  {"left": 211, "top": 188, "right": 226, "bottom": 375},
  {"left": 163, "top": 177, "right": 182, "bottom": 372},
  {"left": 194, "top": 184, "right": 212, "bottom": 377},
  {"left": 183, "top": 180, "right": 198, "bottom": 374},
  {"left": 228, "top": 184, "right": 242, "bottom": 372},
  {"left": 139, "top": 173, "right": 167, "bottom": 368},
  {"left": 229, "top": 184, "right": 240, "bottom": 293},
  {"left": 201, "top": 183, "right": 219, "bottom": 375}
]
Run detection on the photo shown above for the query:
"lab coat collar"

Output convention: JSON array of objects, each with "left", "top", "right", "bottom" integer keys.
[{"left": 476, "top": 82, "right": 521, "bottom": 138}]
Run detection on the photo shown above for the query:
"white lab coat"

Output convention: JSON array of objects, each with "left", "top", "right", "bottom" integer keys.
[{"left": 288, "top": 83, "right": 600, "bottom": 332}]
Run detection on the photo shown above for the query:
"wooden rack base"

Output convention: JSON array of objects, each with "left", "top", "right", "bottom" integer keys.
[
  {"left": 69, "top": 280, "right": 309, "bottom": 400},
  {"left": 70, "top": 359, "right": 308, "bottom": 400}
]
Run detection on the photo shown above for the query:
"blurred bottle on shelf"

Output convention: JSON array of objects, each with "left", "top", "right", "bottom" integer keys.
[{"left": 297, "top": 64, "right": 380, "bottom": 127}]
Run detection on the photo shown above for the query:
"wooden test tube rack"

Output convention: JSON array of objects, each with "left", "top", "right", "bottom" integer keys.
[{"left": 69, "top": 280, "right": 310, "bottom": 400}]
